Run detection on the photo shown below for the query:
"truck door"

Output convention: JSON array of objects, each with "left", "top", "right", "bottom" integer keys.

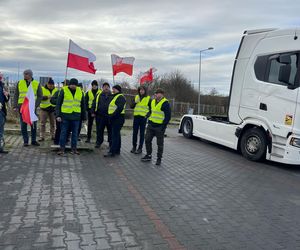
[{"left": 253, "top": 51, "right": 299, "bottom": 138}]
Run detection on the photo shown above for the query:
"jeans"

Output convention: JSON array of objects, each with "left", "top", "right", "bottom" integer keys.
[
  {"left": 110, "top": 116, "right": 124, "bottom": 154},
  {"left": 87, "top": 111, "right": 95, "bottom": 140},
  {"left": 59, "top": 119, "right": 80, "bottom": 150},
  {"left": 132, "top": 116, "right": 147, "bottom": 149},
  {"left": 95, "top": 116, "right": 112, "bottom": 147},
  {"left": 0, "top": 111, "right": 5, "bottom": 151},
  {"left": 20, "top": 113, "right": 37, "bottom": 144},
  {"left": 145, "top": 123, "right": 165, "bottom": 159}
]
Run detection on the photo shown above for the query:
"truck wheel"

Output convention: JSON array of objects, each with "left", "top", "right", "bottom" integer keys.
[
  {"left": 240, "top": 127, "right": 267, "bottom": 161},
  {"left": 182, "top": 118, "right": 193, "bottom": 138}
]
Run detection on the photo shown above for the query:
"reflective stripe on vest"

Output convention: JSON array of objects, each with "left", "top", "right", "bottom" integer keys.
[
  {"left": 40, "top": 87, "right": 58, "bottom": 108},
  {"left": 18, "top": 79, "right": 39, "bottom": 104},
  {"left": 87, "top": 89, "right": 102, "bottom": 109},
  {"left": 61, "top": 87, "right": 83, "bottom": 114},
  {"left": 108, "top": 94, "right": 125, "bottom": 115},
  {"left": 149, "top": 97, "right": 168, "bottom": 124},
  {"left": 133, "top": 95, "right": 150, "bottom": 117}
]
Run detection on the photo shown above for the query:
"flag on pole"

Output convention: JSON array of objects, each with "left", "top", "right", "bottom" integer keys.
[
  {"left": 139, "top": 67, "right": 157, "bottom": 85},
  {"left": 67, "top": 40, "right": 97, "bottom": 74},
  {"left": 20, "top": 83, "right": 38, "bottom": 126},
  {"left": 111, "top": 54, "right": 135, "bottom": 76}
]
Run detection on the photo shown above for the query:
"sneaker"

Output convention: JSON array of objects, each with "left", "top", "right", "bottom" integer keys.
[
  {"left": 31, "top": 141, "right": 40, "bottom": 146},
  {"left": 85, "top": 139, "right": 91, "bottom": 143},
  {"left": 135, "top": 148, "right": 142, "bottom": 154},
  {"left": 57, "top": 150, "right": 65, "bottom": 156},
  {"left": 0, "top": 150, "right": 9, "bottom": 154},
  {"left": 38, "top": 138, "right": 45, "bottom": 142},
  {"left": 130, "top": 147, "right": 136, "bottom": 153},
  {"left": 104, "top": 152, "right": 115, "bottom": 157},
  {"left": 70, "top": 149, "right": 80, "bottom": 155},
  {"left": 95, "top": 144, "right": 101, "bottom": 149},
  {"left": 141, "top": 155, "right": 152, "bottom": 162},
  {"left": 155, "top": 158, "right": 162, "bottom": 166},
  {"left": 23, "top": 143, "right": 29, "bottom": 147}
]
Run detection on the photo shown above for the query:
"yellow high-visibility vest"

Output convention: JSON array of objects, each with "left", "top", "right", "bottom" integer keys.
[
  {"left": 149, "top": 97, "right": 168, "bottom": 124},
  {"left": 18, "top": 79, "right": 39, "bottom": 104},
  {"left": 87, "top": 89, "right": 102, "bottom": 109},
  {"left": 61, "top": 87, "right": 83, "bottom": 114},
  {"left": 40, "top": 87, "right": 58, "bottom": 108},
  {"left": 108, "top": 94, "right": 125, "bottom": 115},
  {"left": 133, "top": 95, "right": 150, "bottom": 117}
]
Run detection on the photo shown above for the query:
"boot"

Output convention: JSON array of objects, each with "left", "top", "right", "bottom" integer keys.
[
  {"left": 141, "top": 155, "right": 152, "bottom": 162},
  {"left": 155, "top": 158, "right": 161, "bottom": 166},
  {"left": 130, "top": 147, "right": 136, "bottom": 153},
  {"left": 135, "top": 147, "right": 142, "bottom": 154}
]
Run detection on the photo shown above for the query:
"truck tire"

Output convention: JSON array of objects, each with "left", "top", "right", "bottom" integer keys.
[
  {"left": 182, "top": 118, "right": 193, "bottom": 138},
  {"left": 240, "top": 127, "right": 267, "bottom": 161}
]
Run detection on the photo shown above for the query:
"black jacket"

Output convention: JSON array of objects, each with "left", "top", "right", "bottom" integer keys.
[
  {"left": 110, "top": 93, "right": 126, "bottom": 120},
  {"left": 56, "top": 87, "right": 86, "bottom": 121},
  {"left": 0, "top": 81, "right": 9, "bottom": 116},
  {"left": 91, "top": 91, "right": 112, "bottom": 117},
  {"left": 85, "top": 88, "right": 99, "bottom": 111},
  {"left": 148, "top": 100, "right": 171, "bottom": 129}
]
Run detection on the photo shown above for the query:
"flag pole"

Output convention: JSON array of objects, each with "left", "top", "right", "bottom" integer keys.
[
  {"left": 64, "top": 39, "right": 71, "bottom": 87},
  {"left": 111, "top": 54, "right": 115, "bottom": 85}
]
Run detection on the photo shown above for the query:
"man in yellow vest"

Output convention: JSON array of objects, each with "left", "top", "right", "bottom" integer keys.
[
  {"left": 39, "top": 78, "right": 57, "bottom": 141},
  {"left": 141, "top": 88, "right": 171, "bottom": 166},
  {"left": 104, "top": 84, "right": 126, "bottom": 157},
  {"left": 91, "top": 82, "right": 112, "bottom": 149},
  {"left": 85, "top": 80, "right": 101, "bottom": 143},
  {"left": 13, "top": 69, "right": 42, "bottom": 147},
  {"left": 55, "top": 78, "right": 86, "bottom": 155},
  {"left": 130, "top": 86, "right": 151, "bottom": 154}
]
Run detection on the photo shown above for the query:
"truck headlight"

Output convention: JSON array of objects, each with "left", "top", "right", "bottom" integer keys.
[{"left": 290, "top": 137, "right": 300, "bottom": 148}]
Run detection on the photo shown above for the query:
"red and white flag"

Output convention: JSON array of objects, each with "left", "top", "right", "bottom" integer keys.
[
  {"left": 67, "top": 40, "right": 97, "bottom": 74},
  {"left": 20, "top": 83, "right": 38, "bottom": 126},
  {"left": 111, "top": 54, "right": 135, "bottom": 76},
  {"left": 139, "top": 67, "right": 157, "bottom": 85}
]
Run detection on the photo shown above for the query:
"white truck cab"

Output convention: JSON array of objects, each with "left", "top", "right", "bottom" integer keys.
[{"left": 179, "top": 28, "right": 300, "bottom": 165}]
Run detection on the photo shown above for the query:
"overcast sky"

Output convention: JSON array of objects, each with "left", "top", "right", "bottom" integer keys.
[{"left": 0, "top": 0, "right": 299, "bottom": 94}]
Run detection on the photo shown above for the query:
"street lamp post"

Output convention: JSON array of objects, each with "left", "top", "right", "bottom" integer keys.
[{"left": 198, "top": 47, "right": 214, "bottom": 115}]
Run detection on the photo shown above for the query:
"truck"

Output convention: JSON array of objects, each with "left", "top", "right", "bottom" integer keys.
[{"left": 179, "top": 28, "right": 300, "bottom": 165}]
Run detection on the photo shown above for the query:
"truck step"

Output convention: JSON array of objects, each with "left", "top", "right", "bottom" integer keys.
[
  {"left": 272, "top": 142, "right": 286, "bottom": 149},
  {"left": 270, "top": 153, "right": 284, "bottom": 158}
]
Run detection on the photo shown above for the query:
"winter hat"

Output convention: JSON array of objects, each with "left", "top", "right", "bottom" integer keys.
[
  {"left": 48, "top": 78, "right": 55, "bottom": 84},
  {"left": 112, "top": 84, "right": 122, "bottom": 93},
  {"left": 69, "top": 78, "right": 79, "bottom": 86},
  {"left": 102, "top": 82, "right": 110, "bottom": 88},
  {"left": 91, "top": 80, "right": 98, "bottom": 86},
  {"left": 23, "top": 69, "right": 33, "bottom": 76}
]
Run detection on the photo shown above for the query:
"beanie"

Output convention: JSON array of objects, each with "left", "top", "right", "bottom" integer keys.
[{"left": 112, "top": 84, "right": 122, "bottom": 93}]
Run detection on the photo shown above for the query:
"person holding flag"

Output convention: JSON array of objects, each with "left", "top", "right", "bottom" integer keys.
[
  {"left": 13, "top": 69, "right": 42, "bottom": 147},
  {"left": 85, "top": 80, "right": 101, "bottom": 143},
  {"left": 130, "top": 86, "right": 151, "bottom": 154}
]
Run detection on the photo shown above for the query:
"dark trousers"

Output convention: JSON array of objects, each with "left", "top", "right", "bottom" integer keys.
[
  {"left": 54, "top": 120, "right": 61, "bottom": 145},
  {"left": 78, "top": 120, "right": 82, "bottom": 137},
  {"left": 59, "top": 119, "right": 80, "bottom": 150},
  {"left": 132, "top": 116, "right": 147, "bottom": 149},
  {"left": 19, "top": 113, "right": 37, "bottom": 144},
  {"left": 0, "top": 111, "right": 5, "bottom": 151},
  {"left": 96, "top": 116, "right": 112, "bottom": 147},
  {"left": 110, "top": 116, "right": 124, "bottom": 154},
  {"left": 145, "top": 123, "right": 165, "bottom": 159},
  {"left": 87, "top": 111, "right": 95, "bottom": 140}
]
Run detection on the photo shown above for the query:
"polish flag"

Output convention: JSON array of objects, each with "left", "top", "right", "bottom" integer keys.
[
  {"left": 67, "top": 40, "right": 97, "bottom": 74},
  {"left": 20, "top": 83, "right": 38, "bottom": 126},
  {"left": 111, "top": 54, "right": 135, "bottom": 76},
  {"left": 139, "top": 68, "right": 157, "bottom": 85}
]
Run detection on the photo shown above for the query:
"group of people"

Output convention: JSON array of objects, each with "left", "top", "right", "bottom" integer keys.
[{"left": 0, "top": 69, "right": 171, "bottom": 165}]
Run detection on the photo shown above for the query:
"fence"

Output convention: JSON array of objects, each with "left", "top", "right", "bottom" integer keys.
[{"left": 6, "top": 86, "right": 228, "bottom": 121}]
